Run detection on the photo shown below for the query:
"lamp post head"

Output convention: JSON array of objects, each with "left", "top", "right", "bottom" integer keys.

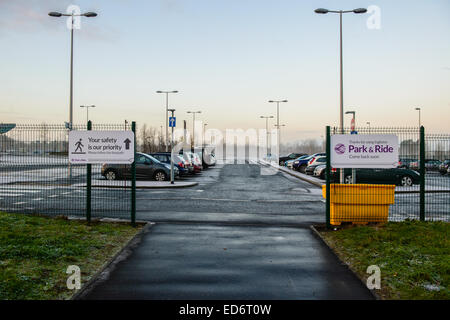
[
  {"left": 315, "top": 8, "right": 329, "bottom": 14},
  {"left": 353, "top": 8, "right": 367, "bottom": 14},
  {"left": 168, "top": 108, "right": 175, "bottom": 113},
  {"left": 282, "top": 100, "right": 288, "bottom": 103},
  {"left": 268, "top": 100, "right": 274, "bottom": 103},
  {"left": 415, "top": 107, "right": 421, "bottom": 111},
  {"left": 48, "top": 12, "right": 63, "bottom": 17},
  {"left": 83, "top": 12, "right": 98, "bottom": 17}
]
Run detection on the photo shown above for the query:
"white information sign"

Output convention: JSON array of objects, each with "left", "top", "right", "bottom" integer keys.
[
  {"left": 331, "top": 134, "right": 398, "bottom": 168},
  {"left": 69, "top": 131, "right": 135, "bottom": 164}
]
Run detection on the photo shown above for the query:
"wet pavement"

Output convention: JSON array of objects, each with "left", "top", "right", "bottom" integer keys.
[{"left": 84, "top": 163, "right": 373, "bottom": 299}]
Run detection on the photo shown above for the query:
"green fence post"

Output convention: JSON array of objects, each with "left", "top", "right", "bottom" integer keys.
[
  {"left": 420, "top": 126, "right": 425, "bottom": 221},
  {"left": 131, "top": 121, "right": 136, "bottom": 227},
  {"left": 86, "top": 120, "right": 92, "bottom": 223},
  {"left": 326, "top": 126, "right": 331, "bottom": 229}
]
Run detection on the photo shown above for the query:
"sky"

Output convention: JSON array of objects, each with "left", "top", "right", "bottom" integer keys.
[{"left": 0, "top": 0, "right": 449, "bottom": 143}]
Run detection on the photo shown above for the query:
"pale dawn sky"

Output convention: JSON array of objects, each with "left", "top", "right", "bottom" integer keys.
[{"left": 1, "top": 0, "right": 449, "bottom": 142}]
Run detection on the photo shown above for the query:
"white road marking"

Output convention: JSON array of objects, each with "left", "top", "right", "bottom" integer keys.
[
  {"left": 13, "top": 202, "right": 26, "bottom": 205},
  {"left": 32, "top": 198, "right": 44, "bottom": 201},
  {"left": 48, "top": 195, "right": 59, "bottom": 198},
  {"left": 0, "top": 193, "right": 22, "bottom": 197},
  {"left": 0, "top": 189, "right": 40, "bottom": 193}
]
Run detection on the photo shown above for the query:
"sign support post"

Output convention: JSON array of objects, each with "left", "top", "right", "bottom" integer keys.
[
  {"left": 86, "top": 120, "right": 92, "bottom": 223},
  {"left": 419, "top": 126, "right": 425, "bottom": 221},
  {"left": 131, "top": 121, "right": 136, "bottom": 227},
  {"left": 168, "top": 111, "right": 176, "bottom": 184},
  {"left": 326, "top": 126, "right": 331, "bottom": 229}
]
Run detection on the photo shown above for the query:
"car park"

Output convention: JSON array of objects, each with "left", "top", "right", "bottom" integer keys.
[
  {"left": 101, "top": 152, "right": 178, "bottom": 181},
  {"left": 330, "top": 168, "right": 420, "bottom": 186},
  {"left": 149, "top": 152, "right": 189, "bottom": 176}
]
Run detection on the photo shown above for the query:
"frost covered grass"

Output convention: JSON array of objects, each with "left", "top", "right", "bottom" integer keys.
[
  {"left": 320, "top": 220, "right": 449, "bottom": 299},
  {"left": 0, "top": 212, "right": 142, "bottom": 300}
]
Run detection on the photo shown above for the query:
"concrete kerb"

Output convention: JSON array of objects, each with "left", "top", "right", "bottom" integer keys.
[
  {"left": 70, "top": 221, "right": 153, "bottom": 300},
  {"left": 259, "top": 160, "right": 323, "bottom": 188},
  {"left": 74, "top": 181, "right": 198, "bottom": 189},
  {"left": 309, "top": 224, "right": 381, "bottom": 300}
]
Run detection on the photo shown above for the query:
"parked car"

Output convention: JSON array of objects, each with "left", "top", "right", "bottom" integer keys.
[
  {"left": 180, "top": 151, "right": 202, "bottom": 173},
  {"left": 439, "top": 160, "right": 450, "bottom": 175},
  {"left": 278, "top": 153, "right": 305, "bottom": 166},
  {"left": 410, "top": 159, "right": 442, "bottom": 172},
  {"left": 101, "top": 152, "right": 178, "bottom": 181},
  {"left": 149, "top": 152, "right": 189, "bottom": 176},
  {"left": 330, "top": 168, "right": 420, "bottom": 186},
  {"left": 285, "top": 159, "right": 297, "bottom": 169},
  {"left": 398, "top": 158, "right": 416, "bottom": 169},
  {"left": 293, "top": 153, "right": 326, "bottom": 173},
  {"left": 305, "top": 156, "right": 326, "bottom": 175},
  {"left": 313, "top": 164, "right": 326, "bottom": 179},
  {"left": 292, "top": 155, "right": 312, "bottom": 172}
]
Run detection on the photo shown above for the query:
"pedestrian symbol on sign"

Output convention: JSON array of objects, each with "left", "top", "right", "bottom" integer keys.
[{"left": 74, "top": 139, "right": 85, "bottom": 153}]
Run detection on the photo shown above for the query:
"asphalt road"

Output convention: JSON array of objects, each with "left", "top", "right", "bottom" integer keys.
[{"left": 84, "top": 163, "right": 374, "bottom": 300}]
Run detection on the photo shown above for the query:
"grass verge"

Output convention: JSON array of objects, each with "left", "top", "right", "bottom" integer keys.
[
  {"left": 319, "top": 220, "right": 449, "bottom": 299},
  {"left": 0, "top": 212, "right": 143, "bottom": 300}
]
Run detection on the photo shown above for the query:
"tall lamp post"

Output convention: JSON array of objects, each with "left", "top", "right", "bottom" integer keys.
[
  {"left": 49, "top": 10, "right": 97, "bottom": 180},
  {"left": 415, "top": 107, "right": 421, "bottom": 127},
  {"left": 168, "top": 109, "right": 176, "bottom": 184},
  {"left": 274, "top": 123, "right": 286, "bottom": 155},
  {"left": 366, "top": 121, "right": 371, "bottom": 133},
  {"left": 260, "top": 115, "right": 274, "bottom": 158},
  {"left": 80, "top": 105, "right": 96, "bottom": 124},
  {"left": 187, "top": 110, "right": 201, "bottom": 148},
  {"left": 315, "top": 7, "right": 367, "bottom": 183},
  {"left": 203, "top": 123, "right": 208, "bottom": 148},
  {"left": 156, "top": 90, "right": 178, "bottom": 152},
  {"left": 268, "top": 100, "right": 288, "bottom": 155}
]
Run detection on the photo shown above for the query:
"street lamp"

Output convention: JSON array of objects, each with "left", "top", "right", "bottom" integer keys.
[
  {"left": 274, "top": 123, "right": 286, "bottom": 153},
  {"left": 415, "top": 107, "right": 421, "bottom": 127},
  {"left": 315, "top": 7, "right": 367, "bottom": 183},
  {"left": 80, "top": 105, "right": 95, "bottom": 124},
  {"left": 366, "top": 121, "right": 371, "bottom": 133},
  {"left": 49, "top": 9, "right": 97, "bottom": 181},
  {"left": 268, "top": 100, "right": 288, "bottom": 153},
  {"left": 187, "top": 110, "right": 202, "bottom": 148},
  {"left": 156, "top": 90, "right": 179, "bottom": 152},
  {"left": 48, "top": 10, "right": 97, "bottom": 130},
  {"left": 260, "top": 115, "right": 274, "bottom": 158}
]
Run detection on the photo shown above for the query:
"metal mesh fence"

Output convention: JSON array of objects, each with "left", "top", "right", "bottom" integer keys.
[
  {"left": 0, "top": 123, "right": 133, "bottom": 219},
  {"left": 327, "top": 127, "right": 449, "bottom": 224}
]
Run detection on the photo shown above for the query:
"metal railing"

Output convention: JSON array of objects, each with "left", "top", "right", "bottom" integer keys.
[
  {"left": 0, "top": 123, "right": 135, "bottom": 220},
  {"left": 325, "top": 126, "right": 449, "bottom": 227}
]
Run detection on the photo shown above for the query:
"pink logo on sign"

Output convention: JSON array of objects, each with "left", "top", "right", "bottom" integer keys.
[{"left": 334, "top": 143, "right": 346, "bottom": 155}]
